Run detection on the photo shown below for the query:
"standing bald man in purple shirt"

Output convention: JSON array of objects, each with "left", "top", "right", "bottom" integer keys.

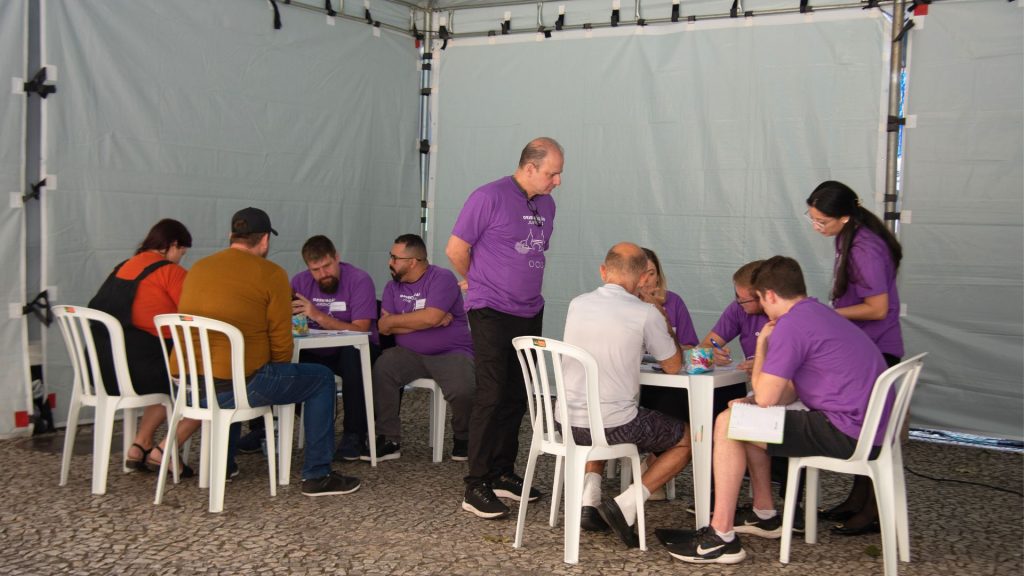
[{"left": 446, "top": 137, "right": 564, "bottom": 519}]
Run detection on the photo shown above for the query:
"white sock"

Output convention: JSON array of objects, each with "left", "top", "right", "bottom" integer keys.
[
  {"left": 753, "top": 507, "right": 777, "bottom": 520},
  {"left": 613, "top": 484, "right": 651, "bottom": 526},
  {"left": 715, "top": 528, "right": 736, "bottom": 542},
  {"left": 582, "top": 472, "right": 602, "bottom": 507}
]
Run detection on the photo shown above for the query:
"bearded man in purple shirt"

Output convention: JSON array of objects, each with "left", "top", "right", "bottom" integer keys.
[
  {"left": 664, "top": 256, "right": 888, "bottom": 565},
  {"left": 445, "top": 137, "right": 563, "bottom": 519},
  {"left": 370, "top": 234, "right": 475, "bottom": 463}
]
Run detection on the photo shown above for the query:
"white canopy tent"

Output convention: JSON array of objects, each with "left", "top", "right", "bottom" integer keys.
[{"left": 0, "top": 0, "right": 1019, "bottom": 442}]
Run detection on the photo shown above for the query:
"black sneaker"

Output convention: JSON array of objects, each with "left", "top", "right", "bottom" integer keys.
[
  {"left": 225, "top": 461, "right": 240, "bottom": 482},
  {"left": 301, "top": 471, "right": 361, "bottom": 497},
  {"left": 492, "top": 472, "right": 541, "bottom": 502},
  {"left": 451, "top": 438, "right": 468, "bottom": 461},
  {"left": 334, "top": 432, "right": 365, "bottom": 461},
  {"left": 665, "top": 526, "right": 747, "bottom": 564},
  {"left": 733, "top": 505, "right": 782, "bottom": 538},
  {"left": 462, "top": 483, "right": 510, "bottom": 519},
  {"left": 236, "top": 430, "right": 263, "bottom": 454},
  {"left": 359, "top": 436, "right": 401, "bottom": 462}
]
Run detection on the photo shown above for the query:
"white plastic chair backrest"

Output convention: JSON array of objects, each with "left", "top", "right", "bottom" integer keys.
[
  {"left": 847, "top": 352, "right": 927, "bottom": 462},
  {"left": 512, "top": 336, "right": 610, "bottom": 448},
  {"left": 52, "top": 305, "right": 135, "bottom": 399},
  {"left": 153, "top": 313, "right": 254, "bottom": 413}
]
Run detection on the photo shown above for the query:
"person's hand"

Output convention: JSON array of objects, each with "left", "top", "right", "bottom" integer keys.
[
  {"left": 738, "top": 357, "right": 755, "bottom": 374},
  {"left": 380, "top": 309, "right": 391, "bottom": 319},
  {"left": 292, "top": 293, "right": 314, "bottom": 317},
  {"left": 757, "top": 320, "right": 776, "bottom": 346},
  {"left": 728, "top": 395, "right": 756, "bottom": 407},
  {"left": 437, "top": 312, "right": 454, "bottom": 327},
  {"left": 458, "top": 279, "right": 469, "bottom": 291},
  {"left": 640, "top": 286, "right": 666, "bottom": 306},
  {"left": 712, "top": 345, "right": 732, "bottom": 366}
]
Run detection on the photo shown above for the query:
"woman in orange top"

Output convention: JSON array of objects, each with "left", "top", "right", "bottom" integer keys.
[{"left": 93, "top": 219, "right": 196, "bottom": 472}]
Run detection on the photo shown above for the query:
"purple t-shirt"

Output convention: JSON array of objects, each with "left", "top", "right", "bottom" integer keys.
[
  {"left": 761, "top": 298, "right": 890, "bottom": 443},
  {"left": 711, "top": 300, "right": 770, "bottom": 358},
  {"left": 291, "top": 262, "right": 378, "bottom": 346},
  {"left": 832, "top": 226, "right": 904, "bottom": 357},
  {"left": 381, "top": 265, "right": 473, "bottom": 358},
  {"left": 451, "top": 176, "right": 555, "bottom": 318},
  {"left": 664, "top": 290, "right": 699, "bottom": 346}
]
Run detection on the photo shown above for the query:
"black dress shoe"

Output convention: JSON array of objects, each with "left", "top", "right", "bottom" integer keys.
[
  {"left": 581, "top": 506, "right": 610, "bottom": 532},
  {"left": 818, "top": 505, "right": 856, "bottom": 523},
  {"left": 596, "top": 498, "right": 639, "bottom": 548},
  {"left": 830, "top": 520, "right": 881, "bottom": 536}
]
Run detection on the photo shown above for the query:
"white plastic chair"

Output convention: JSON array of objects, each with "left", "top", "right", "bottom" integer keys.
[
  {"left": 406, "top": 378, "right": 447, "bottom": 463},
  {"left": 152, "top": 313, "right": 278, "bottom": 513},
  {"left": 780, "top": 353, "right": 927, "bottom": 576},
  {"left": 53, "top": 305, "right": 176, "bottom": 495},
  {"left": 511, "top": 336, "right": 647, "bottom": 564}
]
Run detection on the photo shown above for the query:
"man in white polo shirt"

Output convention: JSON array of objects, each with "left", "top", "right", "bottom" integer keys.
[{"left": 560, "top": 242, "right": 690, "bottom": 549}]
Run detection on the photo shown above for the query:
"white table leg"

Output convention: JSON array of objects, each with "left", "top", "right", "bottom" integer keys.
[
  {"left": 688, "top": 374, "right": 714, "bottom": 529},
  {"left": 360, "top": 344, "right": 377, "bottom": 467}
]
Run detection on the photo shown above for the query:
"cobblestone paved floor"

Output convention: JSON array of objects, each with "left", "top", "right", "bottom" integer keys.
[{"left": 0, "top": 392, "right": 1019, "bottom": 575}]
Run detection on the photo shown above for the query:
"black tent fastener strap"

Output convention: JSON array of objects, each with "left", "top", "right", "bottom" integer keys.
[
  {"left": 501, "top": 18, "right": 511, "bottom": 34},
  {"left": 365, "top": 8, "right": 373, "bottom": 24},
  {"left": 863, "top": 0, "right": 879, "bottom": 9},
  {"left": 688, "top": 15, "right": 697, "bottom": 22},
  {"left": 637, "top": 18, "right": 647, "bottom": 26},
  {"left": 730, "top": 0, "right": 738, "bottom": 17},
  {"left": 555, "top": 13, "right": 565, "bottom": 30},
  {"left": 887, "top": 115, "right": 906, "bottom": 132},
  {"left": 583, "top": 22, "right": 593, "bottom": 30},
  {"left": 420, "top": 87, "right": 431, "bottom": 96},
  {"left": 538, "top": 26, "right": 552, "bottom": 38},
  {"left": 23, "top": 291, "right": 52, "bottom": 327},
  {"left": 419, "top": 139, "right": 430, "bottom": 154},
  {"left": 883, "top": 194, "right": 899, "bottom": 202},
  {"left": 438, "top": 24, "right": 450, "bottom": 50},
  {"left": 893, "top": 18, "right": 915, "bottom": 42},
  {"left": 884, "top": 211, "right": 901, "bottom": 221},
  {"left": 23, "top": 178, "right": 46, "bottom": 203},
  {"left": 611, "top": 8, "right": 620, "bottom": 27},
  {"left": 268, "top": 0, "right": 282, "bottom": 29},
  {"left": 23, "top": 67, "right": 56, "bottom": 99},
  {"left": 325, "top": 0, "right": 337, "bottom": 17},
  {"left": 488, "top": 29, "right": 497, "bottom": 36},
  {"left": 671, "top": 2, "right": 679, "bottom": 22},
  {"left": 745, "top": 10, "right": 754, "bottom": 17},
  {"left": 800, "top": 0, "right": 812, "bottom": 13}
]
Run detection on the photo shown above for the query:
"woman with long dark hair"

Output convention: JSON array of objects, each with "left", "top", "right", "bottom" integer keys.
[
  {"left": 806, "top": 180, "right": 904, "bottom": 535},
  {"left": 89, "top": 218, "right": 198, "bottom": 476}
]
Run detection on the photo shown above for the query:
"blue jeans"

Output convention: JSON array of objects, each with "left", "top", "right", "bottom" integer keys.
[{"left": 215, "top": 362, "right": 336, "bottom": 480}]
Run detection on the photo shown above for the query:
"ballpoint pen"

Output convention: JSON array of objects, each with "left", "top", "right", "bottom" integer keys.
[{"left": 709, "top": 338, "right": 732, "bottom": 361}]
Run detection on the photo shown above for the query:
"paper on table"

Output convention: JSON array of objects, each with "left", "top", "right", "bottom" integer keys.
[
  {"left": 308, "top": 329, "right": 371, "bottom": 336},
  {"left": 728, "top": 403, "right": 785, "bottom": 444}
]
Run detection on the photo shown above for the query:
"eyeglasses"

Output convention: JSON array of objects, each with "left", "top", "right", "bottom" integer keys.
[
  {"left": 804, "top": 210, "right": 834, "bottom": 229},
  {"left": 735, "top": 293, "right": 758, "bottom": 305},
  {"left": 526, "top": 198, "right": 543, "bottom": 228},
  {"left": 388, "top": 254, "right": 419, "bottom": 262}
]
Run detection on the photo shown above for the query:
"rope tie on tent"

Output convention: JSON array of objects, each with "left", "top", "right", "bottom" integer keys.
[
  {"left": 23, "top": 291, "right": 52, "bottom": 327},
  {"left": 887, "top": 115, "right": 906, "bottom": 133},
  {"left": 893, "top": 17, "right": 915, "bottom": 42},
  {"left": 268, "top": 0, "right": 282, "bottom": 29},
  {"left": 22, "top": 67, "right": 56, "bottom": 99},
  {"left": 325, "top": 0, "right": 337, "bottom": 17},
  {"left": 438, "top": 23, "right": 450, "bottom": 49}
]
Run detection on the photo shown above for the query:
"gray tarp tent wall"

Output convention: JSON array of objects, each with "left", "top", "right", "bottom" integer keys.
[{"left": 0, "top": 0, "right": 1019, "bottom": 442}]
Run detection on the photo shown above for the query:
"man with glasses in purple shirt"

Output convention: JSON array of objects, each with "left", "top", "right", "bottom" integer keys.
[
  {"left": 664, "top": 256, "right": 888, "bottom": 565},
  {"left": 370, "top": 234, "right": 475, "bottom": 462},
  {"left": 445, "top": 137, "right": 564, "bottom": 519}
]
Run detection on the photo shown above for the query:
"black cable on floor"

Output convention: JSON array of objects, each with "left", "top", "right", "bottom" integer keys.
[{"left": 905, "top": 465, "right": 1024, "bottom": 497}]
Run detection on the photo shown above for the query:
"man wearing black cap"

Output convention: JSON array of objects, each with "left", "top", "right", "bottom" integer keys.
[{"left": 176, "top": 207, "right": 361, "bottom": 496}]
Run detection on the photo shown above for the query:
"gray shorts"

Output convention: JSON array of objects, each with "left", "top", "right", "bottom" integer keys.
[{"left": 569, "top": 407, "right": 685, "bottom": 454}]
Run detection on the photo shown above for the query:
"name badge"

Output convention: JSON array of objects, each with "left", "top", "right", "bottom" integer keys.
[
  {"left": 414, "top": 298, "right": 427, "bottom": 311},
  {"left": 329, "top": 301, "right": 347, "bottom": 313}
]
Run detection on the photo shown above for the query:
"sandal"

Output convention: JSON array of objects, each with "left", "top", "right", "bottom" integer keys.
[
  {"left": 147, "top": 445, "right": 195, "bottom": 478},
  {"left": 126, "top": 443, "right": 152, "bottom": 471}
]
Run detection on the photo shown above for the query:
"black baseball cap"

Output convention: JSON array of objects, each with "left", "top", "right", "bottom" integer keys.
[{"left": 231, "top": 207, "right": 278, "bottom": 236}]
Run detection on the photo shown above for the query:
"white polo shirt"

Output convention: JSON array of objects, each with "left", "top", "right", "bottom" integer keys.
[{"left": 560, "top": 283, "right": 678, "bottom": 428}]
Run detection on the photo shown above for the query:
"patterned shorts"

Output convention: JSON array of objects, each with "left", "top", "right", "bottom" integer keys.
[{"left": 569, "top": 407, "right": 685, "bottom": 454}]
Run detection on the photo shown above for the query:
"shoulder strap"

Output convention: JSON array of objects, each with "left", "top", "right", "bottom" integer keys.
[{"left": 133, "top": 259, "right": 173, "bottom": 284}]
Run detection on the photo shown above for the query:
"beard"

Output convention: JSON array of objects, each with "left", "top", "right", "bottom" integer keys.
[
  {"left": 389, "top": 267, "right": 401, "bottom": 282},
  {"left": 317, "top": 276, "right": 339, "bottom": 294}
]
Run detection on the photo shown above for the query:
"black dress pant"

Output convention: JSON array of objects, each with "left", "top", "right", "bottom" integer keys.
[{"left": 464, "top": 307, "right": 543, "bottom": 486}]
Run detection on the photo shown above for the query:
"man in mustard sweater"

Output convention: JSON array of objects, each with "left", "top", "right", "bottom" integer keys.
[{"left": 177, "top": 207, "right": 360, "bottom": 496}]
